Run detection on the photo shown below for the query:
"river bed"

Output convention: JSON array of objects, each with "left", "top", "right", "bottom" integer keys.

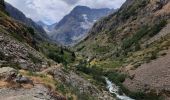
[{"left": 105, "top": 77, "right": 135, "bottom": 100}]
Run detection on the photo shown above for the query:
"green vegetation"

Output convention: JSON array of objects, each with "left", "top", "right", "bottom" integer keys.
[
  {"left": 39, "top": 42, "right": 75, "bottom": 65},
  {"left": 76, "top": 60, "right": 105, "bottom": 83},
  {"left": 122, "top": 25, "right": 149, "bottom": 49},
  {"left": 104, "top": 71, "right": 127, "bottom": 85},
  {"left": 149, "top": 20, "right": 167, "bottom": 37},
  {"left": 120, "top": 0, "right": 149, "bottom": 20},
  {"left": 10, "top": 32, "right": 24, "bottom": 42},
  {"left": 27, "top": 27, "right": 35, "bottom": 36},
  {"left": 122, "top": 20, "right": 167, "bottom": 51},
  {"left": 28, "top": 53, "right": 42, "bottom": 64},
  {"left": 93, "top": 45, "right": 110, "bottom": 53}
]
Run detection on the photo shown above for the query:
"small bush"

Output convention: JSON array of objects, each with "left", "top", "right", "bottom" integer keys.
[
  {"left": 27, "top": 27, "right": 35, "bottom": 36},
  {"left": 129, "top": 92, "right": 162, "bottom": 100},
  {"left": 122, "top": 25, "right": 149, "bottom": 49},
  {"left": 105, "top": 71, "right": 127, "bottom": 84},
  {"left": 28, "top": 53, "right": 42, "bottom": 64},
  {"left": 149, "top": 20, "right": 167, "bottom": 37},
  {"left": 48, "top": 52, "right": 66, "bottom": 64}
]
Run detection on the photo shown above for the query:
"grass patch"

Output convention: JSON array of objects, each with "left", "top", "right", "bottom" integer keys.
[{"left": 20, "top": 70, "right": 57, "bottom": 89}]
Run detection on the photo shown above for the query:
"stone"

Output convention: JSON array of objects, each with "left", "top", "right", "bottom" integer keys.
[
  {"left": 0, "top": 36, "right": 3, "bottom": 42},
  {"left": 0, "top": 67, "right": 18, "bottom": 81},
  {"left": 15, "top": 75, "right": 34, "bottom": 86}
]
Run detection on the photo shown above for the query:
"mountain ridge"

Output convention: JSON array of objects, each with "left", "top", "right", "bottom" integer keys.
[
  {"left": 5, "top": 2, "right": 49, "bottom": 40},
  {"left": 51, "top": 5, "right": 113, "bottom": 46}
]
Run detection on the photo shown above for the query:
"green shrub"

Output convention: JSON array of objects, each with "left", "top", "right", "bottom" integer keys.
[
  {"left": 76, "top": 61, "right": 105, "bottom": 83},
  {"left": 149, "top": 20, "right": 167, "bottom": 37},
  {"left": 27, "top": 27, "right": 35, "bottom": 36},
  {"left": 129, "top": 92, "right": 162, "bottom": 100},
  {"left": 120, "top": 0, "right": 148, "bottom": 20},
  {"left": 122, "top": 25, "right": 149, "bottom": 49},
  {"left": 48, "top": 52, "right": 66, "bottom": 64},
  {"left": 28, "top": 53, "right": 42, "bottom": 64},
  {"left": 105, "top": 71, "right": 127, "bottom": 84}
]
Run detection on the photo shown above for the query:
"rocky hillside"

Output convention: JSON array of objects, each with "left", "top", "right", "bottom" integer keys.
[
  {"left": 5, "top": 2, "right": 48, "bottom": 40},
  {"left": 0, "top": 1, "right": 115, "bottom": 100},
  {"left": 51, "top": 6, "right": 112, "bottom": 46},
  {"left": 75, "top": 0, "right": 170, "bottom": 99}
]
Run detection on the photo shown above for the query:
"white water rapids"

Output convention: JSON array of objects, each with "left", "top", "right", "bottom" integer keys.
[{"left": 105, "top": 77, "right": 135, "bottom": 100}]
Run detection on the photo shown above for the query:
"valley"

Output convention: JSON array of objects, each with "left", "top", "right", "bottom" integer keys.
[{"left": 1, "top": 0, "right": 170, "bottom": 100}]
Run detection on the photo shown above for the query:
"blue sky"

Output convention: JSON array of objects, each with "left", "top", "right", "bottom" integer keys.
[{"left": 5, "top": 0, "right": 126, "bottom": 25}]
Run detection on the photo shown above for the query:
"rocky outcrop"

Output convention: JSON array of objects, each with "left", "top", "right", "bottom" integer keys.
[
  {"left": 0, "top": 67, "right": 17, "bottom": 81},
  {"left": 45, "top": 67, "right": 114, "bottom": 100},
  {"left": 0, "top": 30, "right": 51, "bottom": 71}
]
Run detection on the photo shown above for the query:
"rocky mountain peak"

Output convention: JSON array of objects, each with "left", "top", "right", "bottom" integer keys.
[{"left": 51, "top": 5, "right": 112, "bottom": 46}]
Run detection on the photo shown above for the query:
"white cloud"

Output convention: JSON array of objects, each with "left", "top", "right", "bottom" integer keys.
[{"left": 5, "top": 0, "right": 126, "bottom": 25}]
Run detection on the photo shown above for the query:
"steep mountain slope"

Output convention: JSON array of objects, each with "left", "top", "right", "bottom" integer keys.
[
  {"left": 5, "top": 2, "right": 48, "bottom": 40},
  {"left": 0, "top": 0, "right": 5, "bottom": 11},
  {"left": 0, "top": 1, "right": 114, "bottom": 100},
  {"left": 51, "top": 6, "right": 112, "bottom": 46},
  {"left": 75, "top": 0, "right": 170, "bottom": 99}
]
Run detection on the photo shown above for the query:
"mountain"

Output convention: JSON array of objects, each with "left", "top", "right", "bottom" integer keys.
[
  {"left": 51, "top": 6, "right": 112, "bottom": 46},
  {"left": 0, "top": 1, "right": 114, "bottom": 100},
  {"left": 5, "top": 2, "right": 48, "bottom": 40},
  {"left": 37, "top": 21, "right": 57, "bottom": 34},
  {"left": 75, "top": 0, "right": 170, "bottom": 99}
]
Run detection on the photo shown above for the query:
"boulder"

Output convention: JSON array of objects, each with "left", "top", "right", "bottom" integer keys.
[
  {"left": 15, "top": 75, "right": 34, "bottom": 86},
  {"left": 0, "top": 67, "right": 18, "bottom": 81}
]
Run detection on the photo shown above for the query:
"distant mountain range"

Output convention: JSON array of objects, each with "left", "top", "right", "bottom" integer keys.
[
  {"left": 5, "top": 2, "right": 48, "bottom": 39},
  {"left": 37, "top": 21, "right": 57, "bottom": 34},
  {"left": 50, "top": 6, "right": 114, "bottom": 46}
]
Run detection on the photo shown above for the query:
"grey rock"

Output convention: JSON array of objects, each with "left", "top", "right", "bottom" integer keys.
[{"left": 0, "top": 67, "right": 18, "bottom": 81}]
